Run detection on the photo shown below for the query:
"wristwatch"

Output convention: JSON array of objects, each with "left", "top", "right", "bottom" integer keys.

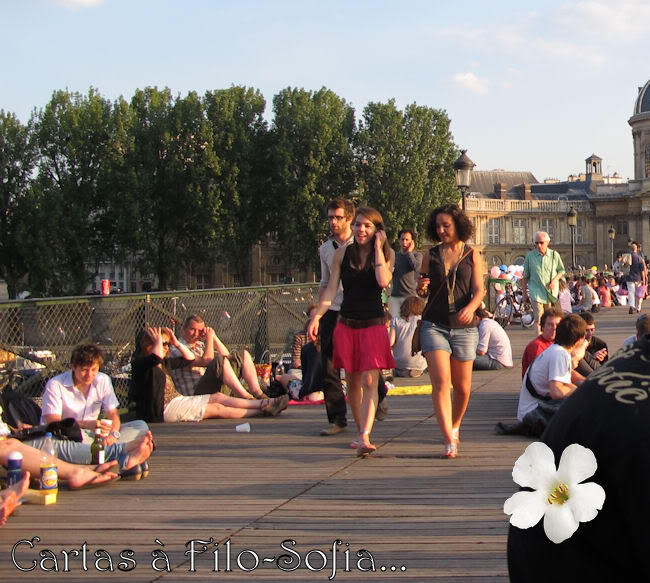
[{"left": 110, "top": 430, "right": 121, "bottom": 439}]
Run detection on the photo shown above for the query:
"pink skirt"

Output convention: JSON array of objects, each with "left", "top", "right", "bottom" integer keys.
[{"left": 332, "top": 322, "right": 395, "bottom": 373}]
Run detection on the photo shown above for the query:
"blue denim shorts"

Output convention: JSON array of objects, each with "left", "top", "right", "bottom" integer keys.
[{"left": 420, "top": 320, "right": 479, "bottom": 361}]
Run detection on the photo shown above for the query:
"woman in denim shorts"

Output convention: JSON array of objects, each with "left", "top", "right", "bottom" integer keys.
[{"left": 417, "top": 204, "right": 484, "bottom": 458}]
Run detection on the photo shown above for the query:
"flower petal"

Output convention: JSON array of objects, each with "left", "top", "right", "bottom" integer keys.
[
  {"left": 556, "top": 443, "right": 597, "bottom": 484},
  {"left": 567, "top": 482, "right": 606, "bottom": 523},
  {"left": 512, "top": 442, "right": 557, "bottom": 489},
  {"left": 504, "top": 490, "right": 547, "bottom": 529},
  {"left": 543, "top": 503, "right": 579, "bottom": 544}
]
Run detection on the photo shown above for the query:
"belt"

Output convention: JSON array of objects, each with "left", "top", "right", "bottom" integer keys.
[{"left": 337, "top": 316, "right": 385, "bottom": 329}]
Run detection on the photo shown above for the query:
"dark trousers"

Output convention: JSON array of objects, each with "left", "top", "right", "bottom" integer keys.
[{"left": 320, "top": 310, "right": 387, "bottom": 428}]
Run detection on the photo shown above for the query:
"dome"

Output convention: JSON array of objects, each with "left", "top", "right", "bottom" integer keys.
[{"left": 633, "top": 80, "right": 650, "bottom": 115}]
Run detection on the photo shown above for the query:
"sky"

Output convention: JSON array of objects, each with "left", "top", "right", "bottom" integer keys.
[{"left": 3, "top": 0, "right": 650, "bottom": 182}]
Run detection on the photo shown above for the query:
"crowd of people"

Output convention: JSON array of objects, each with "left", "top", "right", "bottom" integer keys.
[{"left": 2, "top": 196, "right": 649, "bottom": 570}]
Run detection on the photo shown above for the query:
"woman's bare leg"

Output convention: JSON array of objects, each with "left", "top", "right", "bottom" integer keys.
[
  {"left": 221, "top": 357, "right": 255, "bottom": 399},
  {"left": 345, "top": 371, "right": 362, "bottom": 432},
  {"left": 358, "top": 369, "right": 379, "bottom": 449},
  {"left": 0, "top": 439, "right": 118, "bottom": 488},
  {"left": 424, "top": 350, "right": 454, "bottom": 446},
  {"left": 239, "top": 350, "right": 265, "bottom": 397},
  {"left": 450, "top": 358, "right": 473, "bottom": 433}
]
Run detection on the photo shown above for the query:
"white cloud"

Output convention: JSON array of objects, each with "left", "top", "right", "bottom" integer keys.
[
  {"left": 51, "top": 0, "right": 103, "bottom": 7},
  {"left": 561, "top": 1, "right": 650, "bottom": 41},
  {"left": 452, "top": 72, "right": 490, "bottom": 95}
]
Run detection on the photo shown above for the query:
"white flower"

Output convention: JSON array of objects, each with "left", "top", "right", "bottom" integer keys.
[{"left": 504, "top": 442, "right": 606, "bottom": 544}]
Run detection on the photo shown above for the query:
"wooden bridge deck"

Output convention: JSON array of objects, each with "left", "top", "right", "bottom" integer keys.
[{"left": 0, "top": 307, "right": 635, "bottom": 582}]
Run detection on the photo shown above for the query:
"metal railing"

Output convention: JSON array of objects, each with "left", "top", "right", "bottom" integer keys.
[{"left": 0, "top": 283, "right": 319, "bottom": 403}]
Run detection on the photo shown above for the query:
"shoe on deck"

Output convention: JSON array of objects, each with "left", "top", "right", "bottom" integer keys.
[{"left": 320, "top": 423, "right": 345, "bottom": 436}]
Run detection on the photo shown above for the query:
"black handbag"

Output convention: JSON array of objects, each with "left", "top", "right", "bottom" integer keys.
[{"left": 12, "top": 418, "right": 83, "bottom": 443}]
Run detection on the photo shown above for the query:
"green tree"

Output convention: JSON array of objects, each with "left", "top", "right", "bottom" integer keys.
[
  {"left": 29, "top": 88, "right": 114, "bottom": 296},
  {"left": 128, "top": 87, "right": 220, "bottom": 290},
  {"left": 356, "top": 100, "right": 458, "bottom": 241},
  {"left": 0, "top": 111, "right": 37, "bottom": 298},
  {"left": 204, "top": 86, "right": 269, "bottom": 285},
  {"left": 270, "top": 87, "right": 357, "bottom": 272}
]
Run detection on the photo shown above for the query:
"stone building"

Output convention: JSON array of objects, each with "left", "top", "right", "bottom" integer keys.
[{"left": 464, "top": 78, "right": 650, "bottom": 273}]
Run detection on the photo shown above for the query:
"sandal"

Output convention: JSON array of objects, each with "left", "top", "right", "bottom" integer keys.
[
  {"left": 356, "top": 432, "right": 376, "bottom": 457},
  {"left": 442, "top": 443, "right": 458, "bottom": 459}
]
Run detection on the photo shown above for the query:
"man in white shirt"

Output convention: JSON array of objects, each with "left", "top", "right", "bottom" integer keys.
[
  {"left": 473, "top": 308, "right": 513, "bottom": 370},
  {"left": 517, "top": 314, "right": 587, "bottom": 421}
]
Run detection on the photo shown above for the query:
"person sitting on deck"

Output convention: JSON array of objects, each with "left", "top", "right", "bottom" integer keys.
[
  {"left": 41, "top": 344, "right": 150, "bottom": 446},
  {"left": 170, "top": 314, "right": 267, "bottom": 399},
  {"left": 131, "top": 327, "right": 288, "bottom": 423},
  {"left": 389, "top": 296, "right": 427, "bottom": 377},
  {"left": 622, "top": 313, "right": 650, "bottom": 348},
  {"left": 472, "top": 306, "right": 513, "bottom": 371}
]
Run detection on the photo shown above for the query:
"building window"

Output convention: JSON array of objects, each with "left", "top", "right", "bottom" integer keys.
[
  {"left": 490, "top": 255, "right": 503, "bottom": 267},
  {"left": 540, "top": 218, "right": 554, "bottom": 240},
  {"left": 469, "top": 217, "right": 478, "bottom": 243},
  {"left": 195, "top": 274, "right": 209, "bottom": 290},
  {"left": 488, "top": 218, "right": 500, "bottom": 244},
  {"left": 270, "top": 273, "right": 285, "bottom": 284},
  {"left": 512, "top": 218, "right": 527, "bottom": 244},
  {"left": 646, "top": 144, "right": 650, "bottom": 179},
  {"left": 576, "top": 219, "right": 585, "bottom": 244},
  {"left": 616, "top": 219, "right": 628, "bottom": 236},
  {"left": 512, "top": 255, "right": 525, "bottom": 265}
]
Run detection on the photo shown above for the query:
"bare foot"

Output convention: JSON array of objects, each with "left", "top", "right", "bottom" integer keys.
[
  {"left": 123, "top": 432, "right": 154, "bottom": 470},
  {"left": 68, "top": 467, "right": 119, "bottom": 490},
  {"left": 0, "top": 471, "right": 30, "bottom": 526}
]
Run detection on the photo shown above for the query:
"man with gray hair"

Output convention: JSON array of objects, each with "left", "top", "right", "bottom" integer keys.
[{"left": 521, "top": 231, "right": 565, "bottom": 336}]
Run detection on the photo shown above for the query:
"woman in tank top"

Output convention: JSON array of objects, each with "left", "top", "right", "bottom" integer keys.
[
  {"left": 308, "top": 208, "right": 395, "bottom": 456},
  {"left": 417, "top": 204, "right": 484, "bottom": 458}
]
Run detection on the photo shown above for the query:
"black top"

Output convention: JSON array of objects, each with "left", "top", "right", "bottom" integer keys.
[
  {"left": 130, "top": 353, "right": 192, "bottom": 423},
  {"left": 423, "top": 244, "right": 474, "bottom": 327},
  {"left": 339, "top": 246, "right": 384, "bottom": 320},
  {"left": 628, "top": 251, "right": 645, "bottom": 283},
  {"left": 508, "top": 335, "right": 650, "bottom": 580}
]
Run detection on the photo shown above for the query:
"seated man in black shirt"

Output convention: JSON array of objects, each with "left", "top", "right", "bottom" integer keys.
[
  {"left": 507, "top": 333, "right": 650, "bottom": 580},
  {"left": 574, "top": 311, "right": 607, "bottom": 377}
]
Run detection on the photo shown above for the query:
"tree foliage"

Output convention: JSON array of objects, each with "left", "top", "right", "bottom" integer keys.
[
  {"left": 0, "top": 111, "right": 37, "bottom": 298},
  {"left": 0, "top": 85, "right": 459, "bottom": 298},
  {"left": 270, "top": 87, "right": 357, "bottom": 272},
  {"left": 356, "top": 100, "right": 458, "bottom": 242}
]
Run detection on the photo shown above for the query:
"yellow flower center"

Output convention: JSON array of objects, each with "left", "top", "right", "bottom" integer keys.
[{"left": 547, "top": 483, "right": 570, "bottom": 505}]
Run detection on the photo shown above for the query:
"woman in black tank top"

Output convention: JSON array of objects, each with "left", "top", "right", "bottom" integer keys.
[
  {"left": 308, "top": 208, "right": 395, "bottom": 456},
  {"left": 417, "top": 204, "right": 485, "bottom": 458}
]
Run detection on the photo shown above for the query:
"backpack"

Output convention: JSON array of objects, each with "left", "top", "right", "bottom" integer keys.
[{"left": 0, "top": 385, "right": 42, "bottom": 429}]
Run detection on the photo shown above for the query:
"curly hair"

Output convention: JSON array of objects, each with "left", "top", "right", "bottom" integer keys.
[
  {"left": 425, "top": 203, "right": 474, "bottom": 243},
  {"left": 70, "top": 344, "right": 104, "bottom": 368}
]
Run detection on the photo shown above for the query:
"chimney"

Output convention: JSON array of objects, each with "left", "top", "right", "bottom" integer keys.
[
  {"left": 494, "top": 182, "right": 507, "bottom": 199},
  {"left": 522, "top": 183, "right": 532, "bottom": 200}
]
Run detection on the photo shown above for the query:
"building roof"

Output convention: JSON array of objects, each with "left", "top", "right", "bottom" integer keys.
[
  {"left": 634, "top": 79, "right": 650, "bottom": 115},
  {"left": 471, "top": 170, "right": 538, "bottom": 195}
]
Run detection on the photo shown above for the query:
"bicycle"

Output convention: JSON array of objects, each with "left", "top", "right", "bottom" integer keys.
[{"left": 494, "top": 283, "right": 535, "bottom": 328}]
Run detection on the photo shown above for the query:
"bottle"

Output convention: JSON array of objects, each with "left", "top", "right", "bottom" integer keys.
[
  {"left": 7, "top": 451, "right": 24, "bottom": 486},
  {"left": 275, "top": 361, "right": 285, "bottom": 379},
  {"left": 91, "top": 427, "right": 105, "bottom": 465},
  {"left": 39, "top": 432, "right": 58, "bottom": 495}
]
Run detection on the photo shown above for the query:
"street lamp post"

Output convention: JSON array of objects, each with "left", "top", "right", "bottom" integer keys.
[
  {"left": 454, "top": 150, "right": 475, "bottom": 210},
  {"left": 608, "top": 225, "right": 616, "bottom": 268},
  {"left": 567, "top": 206, "right": 577, "bottom": 270}
]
